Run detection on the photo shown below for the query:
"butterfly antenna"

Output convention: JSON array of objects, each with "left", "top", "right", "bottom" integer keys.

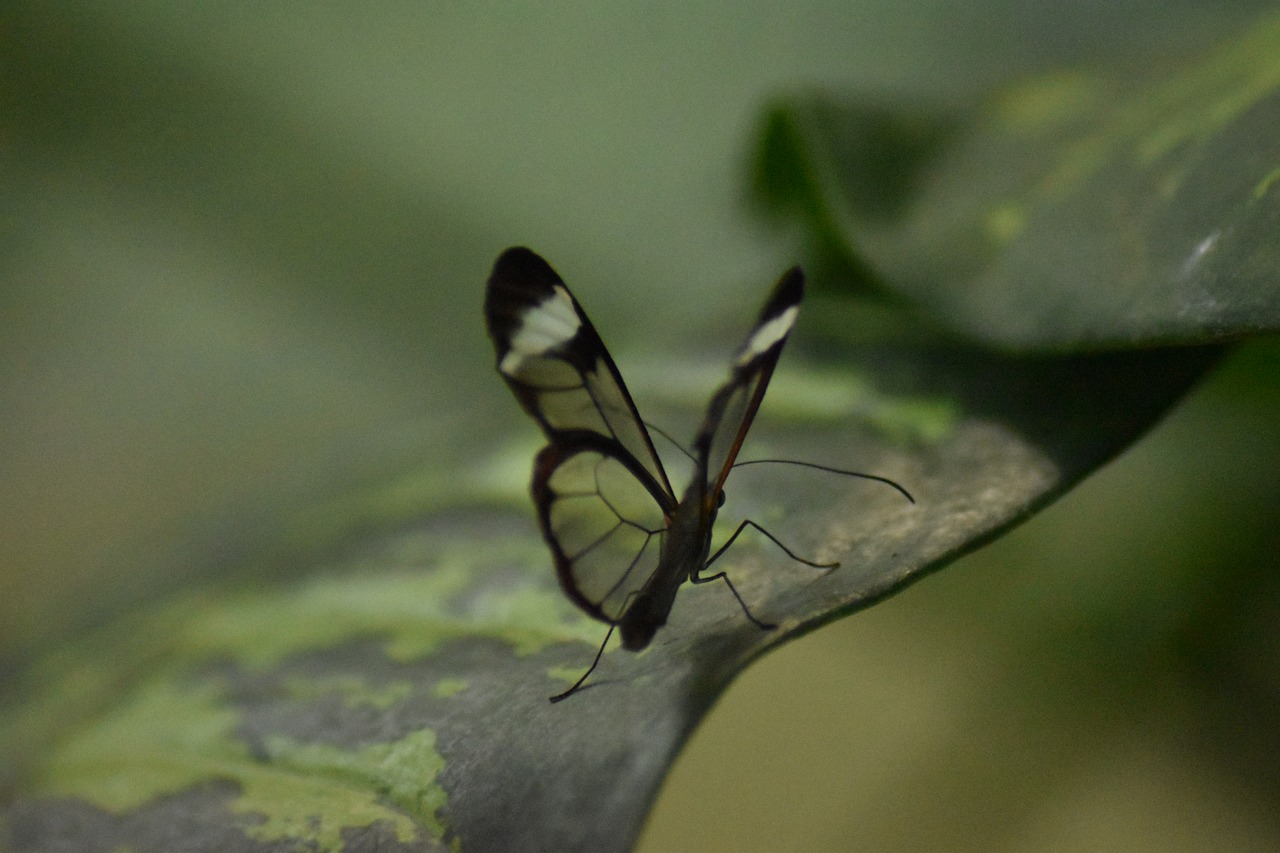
[
  {"left": 644, "top": 419, "right": 696, "bottom": 463},
  {"left": 733, "top": 459, "right": 915, "bottom": 503}
]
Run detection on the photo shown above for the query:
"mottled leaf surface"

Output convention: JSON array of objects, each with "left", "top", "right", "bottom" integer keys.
[
  {"left": 3, "top": 4, "right": 1270, "bottom": 852},
  {"left": 755, "top": 12, "right": 1280, "bottom": 349},
  {"left": 2, "top": 338, "right": 1219, "bottom": 851}
]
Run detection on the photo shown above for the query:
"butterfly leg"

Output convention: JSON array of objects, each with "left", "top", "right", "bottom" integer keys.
[
  {"left": 705, "top": 519, "right": 838, "bottom": 571},
  {"left": 690, "top": 568, "right": 776, "bottom": 631},
  {"left": 549, "top": 623, "right": 617, "bottom": 703},
  {"left": 693, "top": 519, "right": 838, "bottom": 634}
]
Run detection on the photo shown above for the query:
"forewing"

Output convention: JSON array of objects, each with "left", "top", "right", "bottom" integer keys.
[
  {"left": 533, "top": 437, "right": 670, "bottom": 623},
  {"left": 695, "top": 267, "right": 804, "bottom": 496},
  {"left": 485, "top": 247, "right": 674, "bottom": 500}
]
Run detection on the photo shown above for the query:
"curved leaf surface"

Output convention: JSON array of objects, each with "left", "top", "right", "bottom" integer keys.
[
  {"left": 755, "top": 12, "right": 1280, "bottom": 349},
  {"left": 2, "top": 336, "right": 1219, "bottom": 851}
]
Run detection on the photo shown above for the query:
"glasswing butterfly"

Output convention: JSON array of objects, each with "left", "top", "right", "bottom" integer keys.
[{"left": 485, "top": 247, "right": 910, "bottom": 701}]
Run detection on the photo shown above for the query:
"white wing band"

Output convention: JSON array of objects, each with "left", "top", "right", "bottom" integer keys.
[
  {"left": 735, "top": 305, "right": 798, "bottom": 366},
  {"left": 501, "top": 285, "right": 582, "bottom": 375}
]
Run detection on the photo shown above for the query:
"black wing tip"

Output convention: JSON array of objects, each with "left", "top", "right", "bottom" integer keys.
[
  {"left": 485, "top": 246, "right": 569, "bottom": 343},
  {"left": 756, "top": 265, "right": 805, "bottom": 323},
  {"left": 777, "top": 265, "right": 805, "bottom": 303},
  {"left": 493, "top": 245, "right": 539, "bottom": 266},
  {"left": 490, "top": 246, "right": 562, "bottom": 287}
]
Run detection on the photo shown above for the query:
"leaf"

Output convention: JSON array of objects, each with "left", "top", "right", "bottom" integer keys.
[
  {"left": 2, "top": 337, "right": 1220, "bottom": 851},
  {"left": 3, "top": 6, "right": 1259, "bottom": 851},
  {"left": 754, "top": 12, "right": 1280, "bottom": 349}
]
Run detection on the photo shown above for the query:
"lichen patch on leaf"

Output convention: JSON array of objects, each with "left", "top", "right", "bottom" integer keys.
[
  {"left": 256, "top": 729, "right": 449, "bottom": 846},
  {"left": 32, "top": 678, "right": 249, "bottom": 812}
]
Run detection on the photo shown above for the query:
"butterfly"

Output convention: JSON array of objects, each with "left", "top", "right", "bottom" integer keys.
[{"left": 485, "top": 247, "right": 907, "bottom": 701}]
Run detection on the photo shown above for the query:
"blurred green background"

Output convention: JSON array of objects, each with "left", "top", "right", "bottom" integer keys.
[{"left": 3, "top": 3, "right": 1278, "bottom": 850}]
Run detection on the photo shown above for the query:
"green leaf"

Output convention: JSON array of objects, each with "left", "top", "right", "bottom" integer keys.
[
  {"left": 2, "top": 5, "right": 1263, "bottom": 851},
  {"left": 755, "top": 12, "right": 1280, "bottom": 349},
  {"left": 2, "top": 336, "right": 1219, "bottom": 851}
]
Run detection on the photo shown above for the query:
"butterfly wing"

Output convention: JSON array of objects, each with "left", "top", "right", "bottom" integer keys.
[
  {"left": 485, "top": 247, "right": 677, "bottom": 623},
  {"left": 695, "top": 267, "right": 804, "bottom": 498},
  {"left": 532, "top": 436, "right": 671, "bottom": 622},
  {"left": 486, "top": 248, "right": 674, "bottom": 495},
  {"left": 615, "top": 266, "right": 806, "bottom": 649}
]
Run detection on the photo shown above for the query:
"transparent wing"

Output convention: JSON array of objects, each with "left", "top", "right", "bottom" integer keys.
[
  {"left": 695, "top": 267, "right": 804, "bottom": 495},
  {"left": 487, "top": 248, "right": 805, "bottom": 628},
  {"left": 485, "top": 247, "right": 674, "bottom": 500},
  {"left": 533, "top": 437, "right": 670, "bottom": 623}
]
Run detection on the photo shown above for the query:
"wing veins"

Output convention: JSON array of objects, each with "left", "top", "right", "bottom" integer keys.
[
  {"left": 484, "top": 248, "right": 675, "bottom": 501},
  {"left": 557, "top": 453, "right": 667, "bottom": 602},
  {"left": 598, "top": 531, "right": 663, "bottom": 611},
  {"left": 487, "top": 249, "right": 809, "bottom": 642},
  {"left": 563, "top": 518, "right": 625, "bottom": 562},
  {"left": 696, "top": 267, "right": 803, "bottom": 497}
]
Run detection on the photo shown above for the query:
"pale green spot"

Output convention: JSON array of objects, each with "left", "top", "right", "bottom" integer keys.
[
  {"left": 28, "top": 675, "right": 449, "bottom": 850},
  {"left": 1133, "top": 12, "right": 1280, "bottom": 166},
  {"left": 868, "top": 397, "right": 960, "bottom": 446},
  {"left": 986, "top": 203, "right": 1027, "bottom": 243},
  {"left": 761, "top": 365, "right": 957, "bottom": 445},
  {"left": 433, "top": 678, "right": 468, "bottom": 699},
  {"left": 473, "top": 435, "right": 548, "bottom": 500},
  {"left": 274, "top": 432, "right": 548, "bottom": 555},
  {"left": 1, "top": 524, "right": 604, "bottom": 831},
  {"left": 760, "top": 366, "right": 872, "bottom": 417},
  {"left": 174, "top": 554, "right": 478, "bottom": 670},
  {"left": 162, "top": 535, "right": 589, "bottom": 672},
  {"left": 971, "top": 13, "right": 1280, "bottom": 223},
  {"left": 547, "top": 663, "right": 590, "bottom": 688},
  {"left": 256, "top": 729, "right": 449, "bottom": 847},
  {"left": 992, "top": 71, "right": 1104, "bottom": 133},
  {"left": 1254, "top": 166, "right": 1280, "bottom": 199},
  {"left": 34, "top": 679, "right": 250, "bottom": 812}
]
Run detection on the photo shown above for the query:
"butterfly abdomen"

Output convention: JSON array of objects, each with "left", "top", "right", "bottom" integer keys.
[{"left": 619, "top": 488, "right": 717, "bottom": 649}]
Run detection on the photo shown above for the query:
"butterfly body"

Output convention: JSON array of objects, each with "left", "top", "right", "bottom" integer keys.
[
  {"left": 486, "top": 247, "right": 803, "bottom": 672},
  {"left": 616, "top": 474, "right": 718, "bottom": 650}
]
